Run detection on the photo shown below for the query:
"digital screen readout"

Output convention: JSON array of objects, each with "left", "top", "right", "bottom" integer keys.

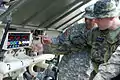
[{"left": 7, "top": 33, "right": 30, "bottom": 48}]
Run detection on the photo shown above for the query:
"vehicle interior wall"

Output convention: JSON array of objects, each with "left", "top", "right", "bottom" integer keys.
[{"left": 46, "top": 31, "right": 60, "bottom": 38}]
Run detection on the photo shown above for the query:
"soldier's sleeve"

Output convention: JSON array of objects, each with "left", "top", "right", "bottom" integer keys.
[
  {"left": 44, "top": 28, "right": 72, "bottom": 55},
  {"left": 51, "top": 24, "right": 84, "bottom": 55},
  {"left": 93, "top": 46, "right": 120, "bottom": 80}
]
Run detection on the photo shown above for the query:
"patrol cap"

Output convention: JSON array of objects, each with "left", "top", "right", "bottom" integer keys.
[
  {"left": 94, "top": 0, "right": 119, "bottom": 18},
  {"left": 84, "top": 4, "right": 94, "bottom": 19}
]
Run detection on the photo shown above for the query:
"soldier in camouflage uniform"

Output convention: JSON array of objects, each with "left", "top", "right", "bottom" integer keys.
[
  {"left": 71, "top": 0, "right": 120, "bottom": 80},
  {"left": 88, "top": 0, "right": 120, "bottom": 80},
  {"left": 55, "top": 4, "right": 96, "bottom": 80}
]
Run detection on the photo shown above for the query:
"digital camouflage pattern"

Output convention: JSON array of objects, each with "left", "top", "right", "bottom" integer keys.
[
  {"left": 84, "top": 4, "right": 94, "bottom": 19},
  {"left": 93, "top": 46, "right": 120, "bottom": 80},
  {"left": 58, "top": 51, "right": 90, "bottom": 80},
  {"left": 57, "top": 23, "right": 92, "bottom": 80},
  {"left": 94, "top": 0, "right": 119, "bottom": 18},
  {"left": 53, "top": 23, "right": 91, "bottom": 55},
  {"left": 88, "top": 27, "right": 120, "bottom": 72}
]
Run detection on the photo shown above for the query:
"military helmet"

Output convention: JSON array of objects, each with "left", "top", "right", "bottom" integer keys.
[
  {"left": 84, "top": 4, "right": 94, "bottom": 19},
  {"left": 94, "top": 0, "right": 119, "bottom": 18}
]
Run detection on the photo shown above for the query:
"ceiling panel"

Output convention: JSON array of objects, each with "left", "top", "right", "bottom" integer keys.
[{"left": 0, "top": 0, "right": 98, "bottom": 31}]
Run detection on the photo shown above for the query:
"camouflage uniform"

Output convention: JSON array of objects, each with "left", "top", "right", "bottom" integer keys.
[
  {"left": 57, "top": 23, "right": 92, "bottom": 80},
  {"left": 70, "top": 0, "right": 120, "bottom": 80},
  {"left": 93, "top": 46, "right": 120, "bottom": 80},
  {"left": 87, "top": 27, "right": 120, "bottom": 79},
  {"left": 80, "top": 0, "right": 120, "bottom": 80},
  {"left": 54, "top": 5, "right": 95, "bottom": 80}
]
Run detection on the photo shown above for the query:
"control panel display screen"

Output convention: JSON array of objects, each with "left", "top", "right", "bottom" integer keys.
[{"left": 7, "top": 33, "right": 30, "bottom": 49}]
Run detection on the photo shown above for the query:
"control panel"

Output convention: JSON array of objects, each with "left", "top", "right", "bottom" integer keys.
[{"left": 3, "top": 32, "right": 32, "bottom": 50}]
